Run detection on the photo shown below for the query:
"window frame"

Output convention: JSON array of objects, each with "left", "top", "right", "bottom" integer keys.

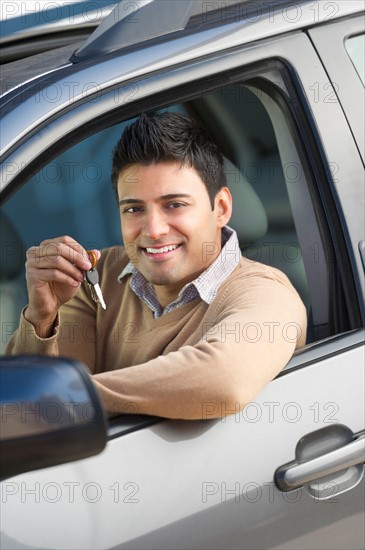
[{"left": 1, "top": 29, "right": 363, "bottom": 350}]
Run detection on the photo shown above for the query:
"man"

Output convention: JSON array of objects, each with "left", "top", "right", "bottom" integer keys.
[{"left": 6, "top": 112, "right": 307, "bottom": 419}]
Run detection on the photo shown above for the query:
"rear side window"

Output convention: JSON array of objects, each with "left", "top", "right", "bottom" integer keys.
[{"left": 345, "top": 34, "right": 365, "bottom": 84}]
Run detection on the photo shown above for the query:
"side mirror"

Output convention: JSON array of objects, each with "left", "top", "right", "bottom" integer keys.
[{"left": 0, "top": 355, "right": 108, "bottom": 479}]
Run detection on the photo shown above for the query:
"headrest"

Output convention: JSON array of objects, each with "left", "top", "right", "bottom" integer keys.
[
  {"left": 224, "top": 158, "right": 268, "bottom": 245},
  {"left": 0, "top": 212, "right": 24, "bottom": 280}
]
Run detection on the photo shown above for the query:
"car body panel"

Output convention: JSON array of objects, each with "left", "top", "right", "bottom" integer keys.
[
  {"left": 1, "top": 338, "right": 364, "bottom": 549},
  {"left": 308, "top": 16, "right": 365, "bottom": 165}
]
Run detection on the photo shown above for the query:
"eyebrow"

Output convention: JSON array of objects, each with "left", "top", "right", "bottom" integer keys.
[{"left": 118, "top": 194, "right": 193, "bottom": 206}]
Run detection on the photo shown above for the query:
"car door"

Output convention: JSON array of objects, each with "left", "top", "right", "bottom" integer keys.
[{"left": 1, "top": 4, "right": 364, "bottom": 550}]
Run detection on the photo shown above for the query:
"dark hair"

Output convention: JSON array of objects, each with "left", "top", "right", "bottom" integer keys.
[{"left": 111, "top": 112, "right": 226, "bottom": 208}]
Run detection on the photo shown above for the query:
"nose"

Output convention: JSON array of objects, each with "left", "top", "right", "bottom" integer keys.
[{"left": 143, "top": 207, "right": 169, "bottom": 240}]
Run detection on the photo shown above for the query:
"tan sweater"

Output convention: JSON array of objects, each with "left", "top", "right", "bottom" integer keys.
[{"left": 6, "top": 247, "right": 307, "bottom": 419}]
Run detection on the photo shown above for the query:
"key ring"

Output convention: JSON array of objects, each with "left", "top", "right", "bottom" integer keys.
[{"left": 86, "top": 250, "right": 97, "bottom": 269}]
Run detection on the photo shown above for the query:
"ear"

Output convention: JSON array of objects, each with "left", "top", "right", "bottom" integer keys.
[{"left": 214, "top": 187, "right": 232, "bottom": 228}]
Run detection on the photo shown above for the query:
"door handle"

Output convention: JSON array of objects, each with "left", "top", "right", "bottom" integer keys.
[{"left": 275, "top": 427, "right": 365, "bottom": 492}]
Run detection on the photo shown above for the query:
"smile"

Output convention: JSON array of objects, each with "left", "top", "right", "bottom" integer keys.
[{"left": 145, "top": 244, "right": 179, "bottom": 254}]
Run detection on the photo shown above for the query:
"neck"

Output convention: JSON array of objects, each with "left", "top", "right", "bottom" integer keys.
[{"left": 154, "top": 285, "right": 181, "bottom": 308}]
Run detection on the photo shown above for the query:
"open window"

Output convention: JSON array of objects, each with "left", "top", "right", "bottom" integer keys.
[{"left": 0, "top": 61, "right": 360, "bottom": 353}]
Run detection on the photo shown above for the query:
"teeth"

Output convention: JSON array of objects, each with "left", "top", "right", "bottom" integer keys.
[{"left": 146, "top": 245, "right": 178, "bottom": 254}]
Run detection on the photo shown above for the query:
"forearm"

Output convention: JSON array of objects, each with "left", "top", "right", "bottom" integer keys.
[
  {"left": 93, "top": 319, "right": 301, "bottom": 420},
  {"left": 5, "top": 290, "right": 97, "bottom": 374},
  {"left": 93, "top": 279, "right": 307, "bottom": 420}
]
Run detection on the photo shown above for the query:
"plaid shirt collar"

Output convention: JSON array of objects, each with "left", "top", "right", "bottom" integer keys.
[{"left": 118, "top": 226, "right": 241, "bottom": 318}]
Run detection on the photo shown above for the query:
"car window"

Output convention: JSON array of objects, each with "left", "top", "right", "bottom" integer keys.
[
  {"left": 0, "top": 66, "right": 356, "bottom": 353},
  {"left": 345, "top": 33, "right": 365, "bottom": 85}
]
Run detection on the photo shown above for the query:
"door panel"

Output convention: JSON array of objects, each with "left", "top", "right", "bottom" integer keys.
[{"left": 1, "top": 340, "right": 364, "bottom": 549}]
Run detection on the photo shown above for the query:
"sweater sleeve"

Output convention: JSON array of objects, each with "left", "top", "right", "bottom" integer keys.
[
  {"left": 5, "top": 307, "right": 61, "bottom": 357},
  {"left": 5, "top": 283, "right": 98, "bottom": 373},
  {"left": 92, "top": 273, "right": 307, "bottom": 419},
  {"left": 4, "top": 246, "right": 125, "bottom": 369}
]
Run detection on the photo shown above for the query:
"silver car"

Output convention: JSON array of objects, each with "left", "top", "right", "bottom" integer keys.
[{"left": 0, "top": 1, "right": 364, "bottom": 548}]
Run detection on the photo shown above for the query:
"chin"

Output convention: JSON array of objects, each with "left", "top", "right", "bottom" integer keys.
[{"left": 154, "top": 269, "right": 186, "bottom": 286}]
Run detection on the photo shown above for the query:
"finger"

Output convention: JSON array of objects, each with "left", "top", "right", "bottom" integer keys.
[
  {"left": 27, "top": 266, "right": 83, "bottom": 288},
  {"left": 39, "top": 235, "right": 81, "bottom": 249},
  {"left": 27, "top": 238, "right": 92, "bottom": 271},
  {"left": 46, "top": 237, "right": 92, "bottom": 267},
  {"left": 86, "top": 249, "right": 102, "bottom": 267},
  {"left": 26, "top": 252, "right": 87, "bottom": 284}
]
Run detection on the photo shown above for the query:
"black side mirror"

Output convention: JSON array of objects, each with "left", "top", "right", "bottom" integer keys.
[{"left": 0, "top": 355, "right": 108, "bottom": 479}]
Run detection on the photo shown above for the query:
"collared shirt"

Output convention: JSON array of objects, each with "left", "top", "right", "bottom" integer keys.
[{"left": 118, "top": 226, "right": 241, "bottom": 318}]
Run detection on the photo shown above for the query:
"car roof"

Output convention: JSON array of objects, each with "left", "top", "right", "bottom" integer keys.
[
  {"left": 2, "top": 0, "right": 362, "bottom": 92},
  {"left": 0, "top": 0, "right": 363, "bottom": 160},
  {"left": 72, "top": 0, "right": 364, "bottom": 62}
]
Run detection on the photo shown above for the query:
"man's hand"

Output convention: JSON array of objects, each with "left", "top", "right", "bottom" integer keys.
[{"left": 24, "top": 236, "right": 100, "bottom": 337}]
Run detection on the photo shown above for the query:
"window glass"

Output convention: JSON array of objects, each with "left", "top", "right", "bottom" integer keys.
[{"left": 345, "top": 34, "right": 365, "bottom": 85}]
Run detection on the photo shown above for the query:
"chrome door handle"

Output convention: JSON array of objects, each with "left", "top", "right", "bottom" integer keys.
[{"left": 275, "top": 430, "right": 365, "bottom": 492}]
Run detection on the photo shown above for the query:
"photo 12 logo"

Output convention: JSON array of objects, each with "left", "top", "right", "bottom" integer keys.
[{"left": 201, "top": 400, "right": 340, "bottom": 423}]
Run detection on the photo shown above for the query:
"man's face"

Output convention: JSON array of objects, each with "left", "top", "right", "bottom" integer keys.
[{"left": 117, "top": 162, "right": 232, "bottom": 306}]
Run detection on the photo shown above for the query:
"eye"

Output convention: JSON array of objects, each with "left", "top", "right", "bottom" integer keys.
[
  {"left": 166, "top": 202, "right": 185, "bottom": 209},
  {"left": 122, "top": 206, "right": 143, "bottom": 214}
]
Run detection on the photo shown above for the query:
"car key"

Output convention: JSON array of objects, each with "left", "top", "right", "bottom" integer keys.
[{"left": 85, "top": 251, "right": 106, "bottom": 309}]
